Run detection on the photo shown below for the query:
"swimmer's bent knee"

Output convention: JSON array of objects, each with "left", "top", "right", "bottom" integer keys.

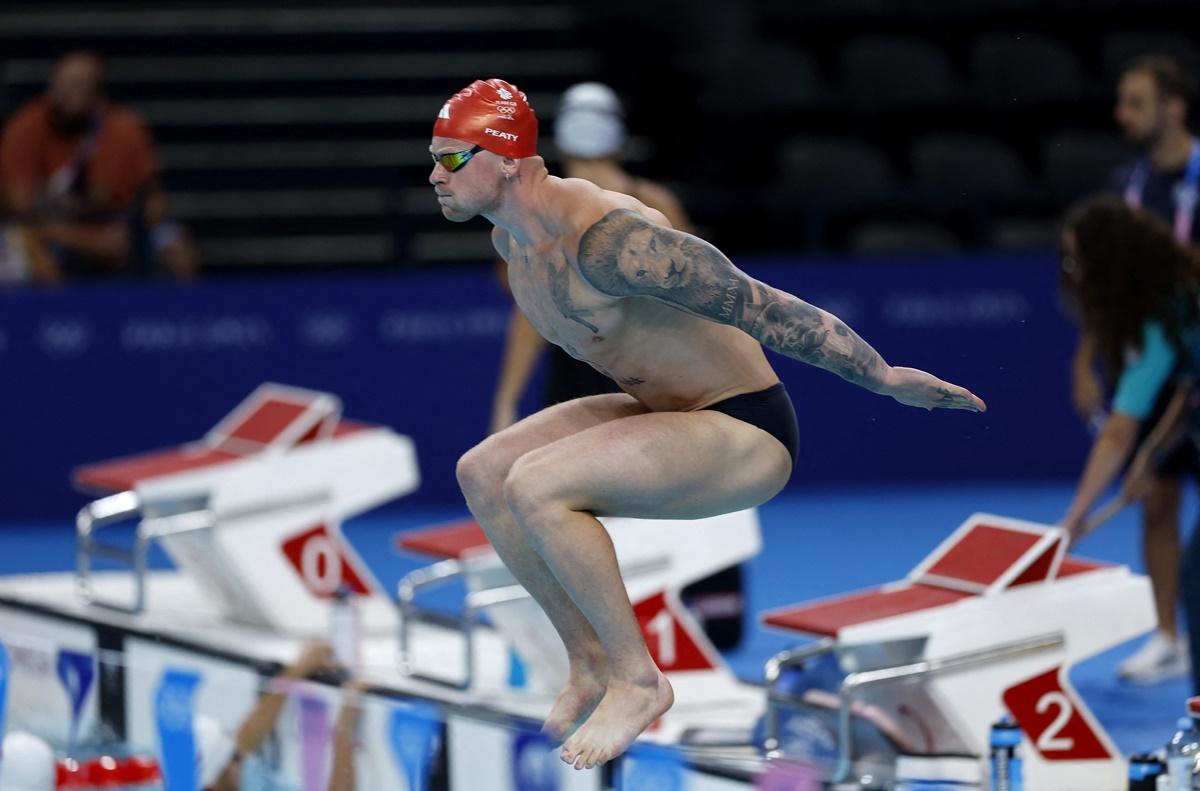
[
  {"left": 456, "top": 442, "right": 508, "bottom": 506},
  {"left": 502, "top": 454, "right": 558, "bottom": 523}
]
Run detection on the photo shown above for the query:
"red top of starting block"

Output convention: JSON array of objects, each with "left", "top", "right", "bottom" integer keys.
[
  {"left": 73, "top": 420, "right": 370, "bottom": 493},
  {"left": 761, "top": 515, "right": 1114, "bottom": 637},
  {"left": 762, "top": 583, "right": 972, "bottom": 636},
  {"left": 395, "top": 519, "right": 491, "bottom": 559},
  {"left": 922, "top": 524, "right": 1043, "bottom": 587},
  {"left": 72, "top": 384, "right": 375, "bottom": 492}
]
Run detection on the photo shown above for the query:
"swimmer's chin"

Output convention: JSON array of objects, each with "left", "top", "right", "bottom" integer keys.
[{"left": 439, "top": 205, "right": 477, "bottom": 223}]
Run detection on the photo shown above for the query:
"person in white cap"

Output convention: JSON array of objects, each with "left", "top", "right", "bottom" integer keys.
[
  {"left": 553, "top": 83, "right": 690, "bottom": 232},
  {"left": 489, "top": 82, "right": 695, "bottom": 434},
  {"left": 0, "top": 731, "right": 55, "bottom": 791}
]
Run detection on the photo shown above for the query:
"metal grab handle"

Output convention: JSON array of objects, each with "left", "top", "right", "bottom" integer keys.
[
  {"left": 397, "top": 552, "right": 671, "bottom": 689},
  {"left": 761, "top": 638, "right": 837, "bottom": 754},
  {"left": 76, "top": 491, "right": 147, "bottom": 613},
  {"left": 831, "top": 631, "right": 1065, "bottom": 783},
  {"left": 396, "top": 558, "right": 463, "bottom": 677},
  {"left": 455, "top": 555, "right": 672, "bottom": 690},
  {"left": 77, "top": 488, "right": 330, "bottom": 614}
]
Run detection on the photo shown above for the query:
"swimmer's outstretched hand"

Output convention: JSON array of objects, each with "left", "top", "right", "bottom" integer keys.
[{"left": 882, "top": 367, "right": 987, "bottom": 412}]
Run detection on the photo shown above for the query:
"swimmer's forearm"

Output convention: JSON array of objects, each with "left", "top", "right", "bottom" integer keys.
[
  {"left": 576, "top": 209, "right": 890, "bottom": 391},
  {"left": 741, "top": 288, "right": 892, "bottom": 392}
]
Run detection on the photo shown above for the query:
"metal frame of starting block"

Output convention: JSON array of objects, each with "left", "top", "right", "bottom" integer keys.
[
  {"left": 394, "top": 519, "right": 488, "bottom": 686},
  {"left": 759, "top": 512, "right": 1156, "bottom": 791},
  {"left": 395, "top": 509, "right": 766, "bottom": 727},
  {"left": 76, "top": 487, "right": 331, "bottom": 615},
  {"left": 395, "top": 519, "right": 670, "bottom": 690},
  {"left": 71, "top": 383, "right": 419, "bottom": 634}
]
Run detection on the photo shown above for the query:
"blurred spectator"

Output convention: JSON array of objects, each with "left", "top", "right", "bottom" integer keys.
[
  {"left": 0, "top": 224, "right": 56, "bottom": 284},
  {"left": 1068, "top": 54, "right": 1198, "bottom": 683},
  {"left": 0, "top": 731, "right": 55, "bottom": 791},
  {"left": 489, "top": 82, "right": 693, "bottom": 434},
  {"left": 1059, "top": 196, "right": 1200, "bottom": 692},
  {"left": 0, "top": 50, "right": 197, "bottom": 282},
  {"left": 199, "top": 642, "right": 362, "bottom": 791},
  {"left": 1110, "top": 55, "right": 1199, "bottom": 241}
]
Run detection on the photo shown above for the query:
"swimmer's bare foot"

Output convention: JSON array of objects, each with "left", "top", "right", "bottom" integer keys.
[
  {"left": 560, "top": 671, "right": 673, "bottom": 770},
  {"left": 541, "top": 666, "right": 607, "bottom": 743}
]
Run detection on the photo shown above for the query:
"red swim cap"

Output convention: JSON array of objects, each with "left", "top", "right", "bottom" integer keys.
[{"left": 433, "top": 78, "right": 538, "bottom": 159}]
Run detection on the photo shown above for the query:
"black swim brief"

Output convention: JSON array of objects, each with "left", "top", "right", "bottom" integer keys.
[{"left": 703, "top": 383, "right": 799, "bottom": 464}]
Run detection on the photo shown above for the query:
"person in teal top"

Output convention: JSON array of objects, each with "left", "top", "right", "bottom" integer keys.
[
  {"left": 1060, "top": 194, "right": 1200, "bottom": 692},
  {"left": 1111, "top": 322, "right": 1193, "bottom": 422}
]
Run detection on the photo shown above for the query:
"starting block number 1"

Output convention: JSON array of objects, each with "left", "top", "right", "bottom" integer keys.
[
  {"left": 632, "top": 591, "right": 716, "bottom": 673},
  {"left": 646, "top": 609, "right": 677, "bottom": 666}
]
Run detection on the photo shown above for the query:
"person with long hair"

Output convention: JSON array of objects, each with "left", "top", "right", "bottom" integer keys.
[
  {"left": 1060, "top": 194, "right": 1200, "bottom": 689},
  {"left": 1070, "top": 54, "right": 1199, "bottom": 683}
]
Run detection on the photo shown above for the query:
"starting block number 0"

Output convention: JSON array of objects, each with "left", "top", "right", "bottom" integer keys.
[
  {"left": 300, "top": 534, "right": 343, "bottom": 595},
  {"left": 281, "top": 524, "right": 370, "bottom": 598}
]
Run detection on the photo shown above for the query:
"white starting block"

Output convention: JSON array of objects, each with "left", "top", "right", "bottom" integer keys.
[
  {"left": 396, "top": 509, "right": 766, "bottom": 739},
  {"left": 760, "top": 513, "right": 1155, "bottom": 791},
  {"left": 72, "top": 383, "right": 419, "bottom": 635}
]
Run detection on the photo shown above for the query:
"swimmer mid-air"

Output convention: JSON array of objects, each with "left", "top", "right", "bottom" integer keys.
[{"left": 430, "top": 78, "right": 986, "bottom": 770}]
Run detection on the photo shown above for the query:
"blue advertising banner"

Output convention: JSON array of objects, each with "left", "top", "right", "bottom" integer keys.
[
  {"left": 0, "top": 254, "right": 1084, "bottom": 520},
  {"left": 388, "top": 700, "right": 441, "bottom": 791},
  {"left": 0, "top": 641, "right": 9, "bottom": 738},
  {"left": 615, "top": 743, "right": 685, "bottom": 791},
  {"left": 154, "top": 667, "right": 201, "bottom": 791},
  {"left": 56, "top": 648, "right": 95, "bottom": 750},
  {"left": 511, "top": 729, "right": 561, "bottom": 791}
]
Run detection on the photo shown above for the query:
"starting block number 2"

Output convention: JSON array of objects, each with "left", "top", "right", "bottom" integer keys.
[
  {"left": 1034, "top": 691, "right": 1075, "bottom": 752},
  {"left": 1002, "top": 668, "right": 1111, "bottom": 760}
]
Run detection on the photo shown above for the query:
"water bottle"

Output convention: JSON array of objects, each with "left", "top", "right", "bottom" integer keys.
[
  {"left": 1129, "top": 749, "right": 1166, "bottom": 790},
  {"left": 989, "top": 714, "right": 1023, "bottom": 791},
  {"left": 329, "top": 584, "right": 359, "bottom": 679},
  {"left": 1168, "top": 716, "right": 1200, "bottom": 790}
]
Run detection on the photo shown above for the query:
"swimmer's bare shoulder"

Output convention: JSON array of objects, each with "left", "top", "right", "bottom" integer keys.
[{"left": 548, "top": 177, "right": 672, "bottom": 262}]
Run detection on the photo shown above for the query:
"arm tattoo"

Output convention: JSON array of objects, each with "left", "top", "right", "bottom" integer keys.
[{"left": 577, "top": 209, "right": 890, "bottom": 391}]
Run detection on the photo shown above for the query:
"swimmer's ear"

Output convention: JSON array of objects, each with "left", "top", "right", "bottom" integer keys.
[{"left": 500, "top": 157, "right": 519, "bottom": 182}]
